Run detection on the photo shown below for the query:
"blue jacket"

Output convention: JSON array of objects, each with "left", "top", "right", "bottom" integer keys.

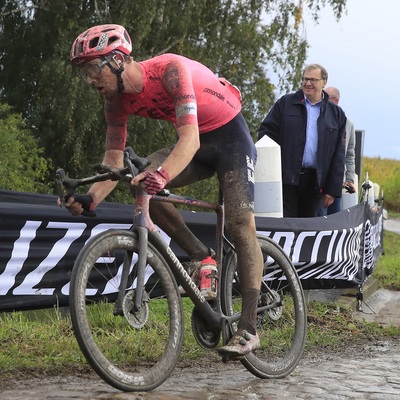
[{"left": 258, "top": 90, "right": 346, "bottom": 198}]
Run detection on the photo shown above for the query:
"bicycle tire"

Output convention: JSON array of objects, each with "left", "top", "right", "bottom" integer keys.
[
  {"left": 69, "top": 229, "right": 184, "bottom": 392},
  {"left": 221, "top": 234, "right": 307, "bottom": 378}
]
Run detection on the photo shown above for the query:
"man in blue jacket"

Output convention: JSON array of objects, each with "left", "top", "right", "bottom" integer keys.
[{"left": 258, "top": 64, "right": 346, "bottom": 217}]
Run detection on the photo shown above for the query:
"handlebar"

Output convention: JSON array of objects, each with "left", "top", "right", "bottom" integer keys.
[{"left": 56, "top": 147, "right": 152, "bottom": 217}]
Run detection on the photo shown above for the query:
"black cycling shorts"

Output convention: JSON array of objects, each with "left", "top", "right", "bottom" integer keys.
[{"left": 149, "top": 113, "right": 257, "bottom": 213}]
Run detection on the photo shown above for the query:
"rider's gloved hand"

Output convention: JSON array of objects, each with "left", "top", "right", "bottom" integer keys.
[
  {"left": 141, "top": 166, "right": 170, "bottom": 195},
  {"left": 65, "top": 194, "right": 94, "bottom": 214}
]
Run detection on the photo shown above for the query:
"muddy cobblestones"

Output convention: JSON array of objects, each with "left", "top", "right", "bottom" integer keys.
[{"left": 2, "top": 338, "right": 400, "bottom": 400}]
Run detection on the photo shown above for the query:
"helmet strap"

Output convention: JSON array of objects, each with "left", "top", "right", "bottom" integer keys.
[{"left": 103, "top": 55, "right": 125, "bottom": 93}]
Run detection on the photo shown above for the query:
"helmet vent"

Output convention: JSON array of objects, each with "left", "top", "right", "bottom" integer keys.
[
  {"left": 77, "top": 42, "right": 84, "bottom": 55},
  {"left": 108, "top": 35, "right": 119, "bottom": 45},
  {"left": 89, "top": 37, "right": 100, "bottom": 49},
  {"left": 123, "top": 31, "right": 131, "bottom": 44}
]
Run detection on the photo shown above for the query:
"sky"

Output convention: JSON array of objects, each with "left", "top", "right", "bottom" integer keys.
[{"left": 298, "top": 0, "right": 400, "bottom": 160}]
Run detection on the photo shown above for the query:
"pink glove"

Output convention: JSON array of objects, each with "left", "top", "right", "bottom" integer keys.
[{"left": 142, "top": 166, "right": 170, "bottom": 195}]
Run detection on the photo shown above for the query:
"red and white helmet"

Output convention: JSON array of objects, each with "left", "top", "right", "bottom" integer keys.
[{"left": 70, "top": 24, "right": 132, "bottom": 65}]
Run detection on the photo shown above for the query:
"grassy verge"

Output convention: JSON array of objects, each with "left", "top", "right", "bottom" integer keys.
[{"left": 374, "top": 231, "right": 400, "bottom": 290}]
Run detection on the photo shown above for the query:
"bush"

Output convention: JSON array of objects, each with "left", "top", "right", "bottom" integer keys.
[{"left": 0, "top": 104, "right": 49, "bottom": 193}]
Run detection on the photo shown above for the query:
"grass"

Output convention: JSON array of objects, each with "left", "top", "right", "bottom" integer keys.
[
  {"left": 374, "top": 231, "right": 400, "bottom": 290},
  {"left": 362, "top": 157, "right": 400, "bottom": 212}
]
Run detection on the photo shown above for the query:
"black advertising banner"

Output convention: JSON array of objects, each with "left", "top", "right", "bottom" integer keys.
[{"left": 0, "top": 190, "right": 383, "bottom": 312}]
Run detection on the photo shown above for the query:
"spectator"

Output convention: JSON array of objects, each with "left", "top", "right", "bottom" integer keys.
[
  {"left": 258, "top": 64, "right": 346, "bottom": 217},
  {"left": 317, "top": 86, "right": 356, "bottom": 215}
]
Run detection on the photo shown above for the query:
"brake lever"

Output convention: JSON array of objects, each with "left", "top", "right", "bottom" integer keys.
[
  {"left": 56, "top": 169, "right": 67, "bottom": 205},
  {"left": 56, "top": 169, "right": 97, "bottom": 217}
]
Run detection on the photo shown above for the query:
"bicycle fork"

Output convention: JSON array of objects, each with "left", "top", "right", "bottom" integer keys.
[{"left": 114, "top": 192, "right": 154, "bottom": 316}]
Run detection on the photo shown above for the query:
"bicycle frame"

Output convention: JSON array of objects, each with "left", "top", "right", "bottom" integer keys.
[
  {"left": 57, "top": 147, "right": 281, "bottom": 338},
  {"left": 118, "top": 185, "right": 240, "bottom": 335}
]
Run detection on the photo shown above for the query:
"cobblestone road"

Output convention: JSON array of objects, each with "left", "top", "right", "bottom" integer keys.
[{"left": 2, "top": 337, "right": 400, "bottom": 400}]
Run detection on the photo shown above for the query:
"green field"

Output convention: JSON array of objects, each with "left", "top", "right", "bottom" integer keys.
[{"left": 361, "top": 157, "right": 400, "bottom": 212}]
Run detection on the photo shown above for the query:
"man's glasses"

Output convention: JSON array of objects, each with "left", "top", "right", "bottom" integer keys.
[
  {"left": 78, "top": 57, "right": 111, "bottom": 82},
  {"left": 302, "top": 77, "right": 323, "bottom": 84}
]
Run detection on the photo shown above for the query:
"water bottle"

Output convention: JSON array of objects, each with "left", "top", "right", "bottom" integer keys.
[{"left": 200, "top": 256, "right": 218, "bottom": 300}]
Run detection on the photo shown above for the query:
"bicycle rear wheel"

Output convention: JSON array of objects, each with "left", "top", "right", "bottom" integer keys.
[
  {"left": 221, "top": 234, "right": 307, "bottom": 378},
  {"left": 69, "top": 229, "right": 183, "bottom": 392}
]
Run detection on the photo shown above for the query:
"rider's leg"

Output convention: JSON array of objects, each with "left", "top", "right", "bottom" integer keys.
[
  {"left": 222, "top": 171, "right": 263, "bottom": 336},
  {"left": 149, "top": 201, "right": 209, "bottom": 260},
  {"left": 195, "top": 113, "right": 263, "bottom": 356},
  {"left": 146, "top": 147, "right": 213, "bottom": 261}
]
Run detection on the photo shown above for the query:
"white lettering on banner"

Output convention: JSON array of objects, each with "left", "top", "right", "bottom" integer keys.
[
  {"left": 292, "top": 231, "right": 317, "bottom": 267},
  {"left": 258, "top": 224, "right": 364, "bottom": 281},
  {"left": 88, "top": 223, "right": 132, "bottom": 243},
  {"left": 313, "top": 231, "right": 335, "bottom": 261},
  {"left": 0, "top": 215, "right": 172, "bottom": 297},
  {"left": 363, "top": 219, "right": 375, "bottom": 272},
  {"left": 270, "top": 231, "right": 295, "bottom": 257},
  {"left": 60, "top": 223, "right": 131, "bottom": 295},
  {"left": 62, "top": 225, "right": 171, "bottom": 296},
  {"left": 0, "top": 220, "right": 41, "bottom": 295},
  {"left": 13, "top": 222, "right": 87, "bottom": 295}
]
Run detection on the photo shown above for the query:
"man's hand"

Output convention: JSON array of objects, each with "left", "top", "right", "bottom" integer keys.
[
  {"left": 344, "top": 180, "right": 356, "bottom": 194},
  {"left": 132, "top": 167, "right": 170, "bottom": 195},
  {"left": 321, "top": 193, "right": 334, "bottom": 209},
  {"left": 59, "top": 194, "right": 94, "bottom": 216}
]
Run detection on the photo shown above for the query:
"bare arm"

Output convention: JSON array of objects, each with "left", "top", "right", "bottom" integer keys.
[
  {"left": 131, "top": 125, "right": 199, "bottom": 187},
  {"left": 87, "top": 149, "right": 124, "bottom": 206}
]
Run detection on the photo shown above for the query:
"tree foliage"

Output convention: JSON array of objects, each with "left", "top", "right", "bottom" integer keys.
[
  {"left": 0, "top": 104, "right": 49, "bottom": 192},
  {"left": 0, "top": 0, "right": 347, "bottom": 200}
]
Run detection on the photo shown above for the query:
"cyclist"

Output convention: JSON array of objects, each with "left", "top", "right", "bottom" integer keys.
[{"left": 64, "top": 24, "right": 263, "bottom": 359}]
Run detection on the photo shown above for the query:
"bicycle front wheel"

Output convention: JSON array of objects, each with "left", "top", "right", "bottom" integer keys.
[
  {"left": 69, "top": 229, "right": 183, "bottom": 392},
  {"left": 221, "top": 234, "right": 307, "bottom": 378}
]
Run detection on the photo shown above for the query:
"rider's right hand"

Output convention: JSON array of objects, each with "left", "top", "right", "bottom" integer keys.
[{"left": 61, "top": 194, "right": 94, "bottom": 216}]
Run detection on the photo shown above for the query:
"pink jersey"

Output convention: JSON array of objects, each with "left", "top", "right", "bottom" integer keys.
[{"left": 104, "top": 54, "right": 242, "bottom": 150}]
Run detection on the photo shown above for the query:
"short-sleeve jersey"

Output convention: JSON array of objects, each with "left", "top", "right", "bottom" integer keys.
[{"left": 104, "top": 53, "right": 242, "bottom": 150}]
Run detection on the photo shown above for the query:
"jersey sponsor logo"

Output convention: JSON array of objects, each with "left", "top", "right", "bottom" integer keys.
[
  {"left": 246, "top": 155, "right": 255, "bottom": 184},
  {"left": 203, "top": 88, "right": 225, "bottom": 101},
  {"left": 226, "top": 100, "right": 238, "bottom": 110},
  {"left": 176, "top": 94, "right": 196, "bottom": 101},
  {"left": 176, "top": 103, "right": 197, "bottom": 118}
]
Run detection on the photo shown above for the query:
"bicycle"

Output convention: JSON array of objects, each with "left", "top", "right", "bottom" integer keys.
[{"left": 56, "top": 147, "right": 307, "bottom": 392}]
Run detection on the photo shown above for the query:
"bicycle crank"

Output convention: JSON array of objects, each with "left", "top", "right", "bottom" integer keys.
[{"left": 191, "top": 307, "right": 221, "bottom": 349}]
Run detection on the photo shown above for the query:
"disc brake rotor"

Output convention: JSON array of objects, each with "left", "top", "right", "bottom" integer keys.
[
  {"left": 122, "top": 290, "right": 150, "bottom": 329},
  {"left": 265, "top": 289, "right": 283, "bottom": 320}
]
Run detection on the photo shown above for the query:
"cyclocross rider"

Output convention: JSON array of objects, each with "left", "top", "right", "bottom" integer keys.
[{"left": 65, "top": 24, "right": 263, "bottom": 359}]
